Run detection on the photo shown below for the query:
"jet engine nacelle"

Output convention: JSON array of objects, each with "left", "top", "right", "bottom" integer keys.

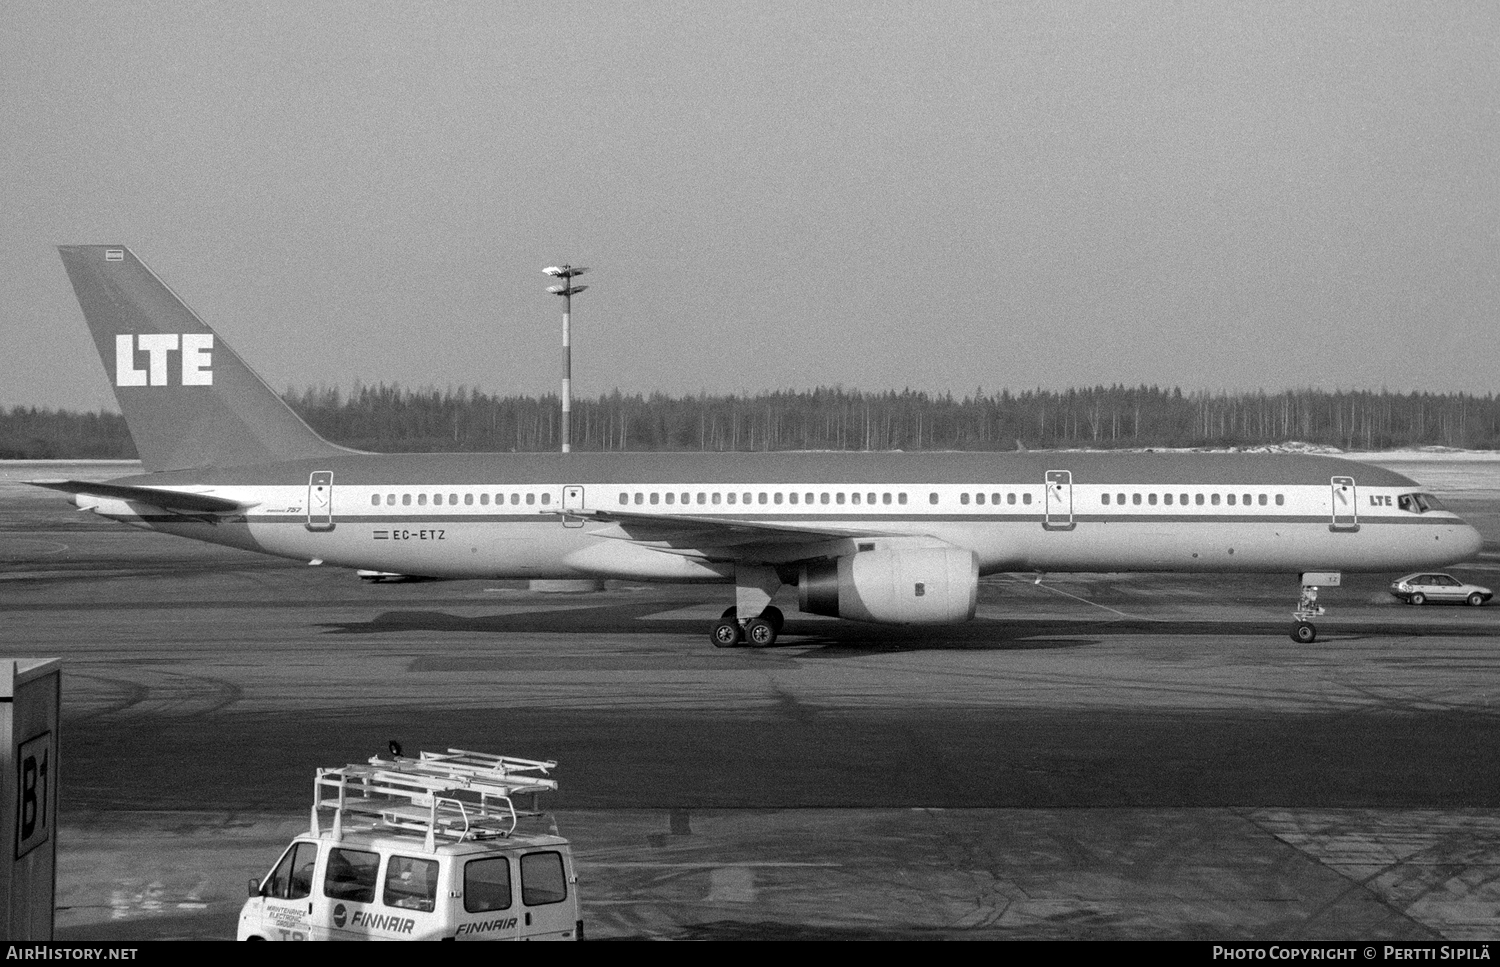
[{"left": 798, "top": 547, "right": 979, "bottom": 624}]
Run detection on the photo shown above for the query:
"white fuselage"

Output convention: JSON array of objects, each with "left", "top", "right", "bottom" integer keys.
[{"left": 80, "top": 451, "right": 1482, "bottom": 583}]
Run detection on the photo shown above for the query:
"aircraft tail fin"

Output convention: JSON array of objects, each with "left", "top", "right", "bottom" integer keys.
[{"left": 57, "top": 245, "right": 353, "bottom": 471}]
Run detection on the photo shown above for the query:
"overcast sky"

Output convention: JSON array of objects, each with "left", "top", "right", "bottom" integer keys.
[{"left": 3, "top": 1, "right": 1497, "bottom": 413}]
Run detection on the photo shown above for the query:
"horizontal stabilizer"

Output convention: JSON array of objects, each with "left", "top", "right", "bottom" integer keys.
[{"left": 28, "top": 480, "right": 250, "bottom": 514}]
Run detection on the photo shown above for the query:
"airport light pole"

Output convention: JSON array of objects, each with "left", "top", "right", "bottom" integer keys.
[{"left": 543, "top": 265, "right": 588, "bottom": 453}]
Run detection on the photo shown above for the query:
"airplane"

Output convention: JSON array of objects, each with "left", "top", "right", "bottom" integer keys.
[{"left": 34, "top": 245, "right": 1485, "bottom": 648}]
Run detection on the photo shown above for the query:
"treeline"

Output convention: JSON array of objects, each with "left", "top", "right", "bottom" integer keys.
[
  {"left": 5, "top": 385, "right": 1500, "bottom": 459},
  {"left": 0, "top": 407, "right": 133, "bottom": 459}
]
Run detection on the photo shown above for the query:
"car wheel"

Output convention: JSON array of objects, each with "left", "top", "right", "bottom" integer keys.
[
  {"left": 1468, "top": 592, "right": 1485, "bottom": 607},
  {"left": 1409, "top": 592, "right": 1426, "bottom": 606}
]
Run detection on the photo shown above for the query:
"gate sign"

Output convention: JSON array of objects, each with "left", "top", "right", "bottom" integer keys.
[
  {"left": 2, "top": 658, "right": 61, "bottom": 941},
  {"left": 16, "top": 731, "right": 51, "bottom": 858}
]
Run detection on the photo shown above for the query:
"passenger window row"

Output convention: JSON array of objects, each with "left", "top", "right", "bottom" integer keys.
[
  {"left": 1099, "top": 492, "right": 1284, "bottom": 507},
  {"left": 618, "top": 490, "right": 911, "bottom": 507},
  {"left": 956, "top": 492, "right": 1034, "bottom": 506},
  {"left": 370, "top": 492, "right": 552, "bottom": 507}
]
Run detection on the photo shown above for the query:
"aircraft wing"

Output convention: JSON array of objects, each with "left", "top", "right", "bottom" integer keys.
[
  {"left": 564, "top": 508, "right": 895, "bottom": 563},
  {"left": 29, "top": 480, "right": 252, "bottom": 515}
]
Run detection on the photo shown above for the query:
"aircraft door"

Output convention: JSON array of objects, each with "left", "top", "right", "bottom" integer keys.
[
  {"left": 561, "top": 485, "right": 585, "bottom": 528},
  {"left": 1044, "top": 470, "right": 1075, "bottom": 531},
  {"left": 307, "top": 471, "right": 334, "bottom": 532},
  {"left": 1330, "top": 476, "right": 1359, "bottom": 532}
]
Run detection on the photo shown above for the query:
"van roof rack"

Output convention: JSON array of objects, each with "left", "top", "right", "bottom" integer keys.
[{"left": 311, "top": 748, "right": 558, "bottom": 850}]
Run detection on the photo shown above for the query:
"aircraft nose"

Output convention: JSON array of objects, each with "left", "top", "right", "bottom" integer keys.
[{"left": 1454, "top": 522, "right": 1485, "bottom": 562}]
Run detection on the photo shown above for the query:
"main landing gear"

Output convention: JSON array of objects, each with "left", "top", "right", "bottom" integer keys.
[
  {"left": 711, "top": 606, "right": 785, "bottom": 648},
  {"left": 712, "top": 564, "right": 787, "bottom": 649}
]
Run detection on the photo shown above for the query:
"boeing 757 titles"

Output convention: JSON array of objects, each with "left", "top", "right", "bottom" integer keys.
[{"left": 35, "top": 246, "right": 1484, "bottom": 646}]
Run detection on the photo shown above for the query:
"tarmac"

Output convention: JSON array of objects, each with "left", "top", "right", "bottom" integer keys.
[{"left": 2, "top": 456, "right": 1498, "bottom": 940}]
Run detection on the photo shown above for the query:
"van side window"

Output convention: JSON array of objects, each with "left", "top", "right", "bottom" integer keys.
[
  {"left": 384, "top": 855, "right": 439, "bottom": 913},
  {"left": 464, "top": 856, "right": 512, "bottom": 913},
  {"left": 520, "top": 851, "right": 568, "bottom": 906},
  {"left": 264, "top": 841, "right": 317, "bottom": 901},
  {"left": 324, "top": 847, "right": 379, "bottom": 904}
]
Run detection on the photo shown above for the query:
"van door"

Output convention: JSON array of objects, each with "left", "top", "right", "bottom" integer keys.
[
  {"left": 455, "top": 854, "right": 521, "bottom": 940},
  {"left": 518, "top": 849, "right": 577, "bottom": 940},
  {"left": 252, "top": 840, "right": 318, "bottom": 941},
  {"left": 307, "top": 471, "right": 334, "bottom": 532},
  {"left": 315, "top": 845, "right": 381, "bottom": 940}
]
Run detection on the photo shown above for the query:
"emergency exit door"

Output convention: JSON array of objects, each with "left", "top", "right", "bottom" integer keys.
[
  {"left": 1044, "top": 470, "right": 1075, "bottom": 531},
  {"left": 561, "top": 485, "right": 585, "bottom": 528},
  {"left": 306, "top": 471, "right": 334, "bottom": 532}
]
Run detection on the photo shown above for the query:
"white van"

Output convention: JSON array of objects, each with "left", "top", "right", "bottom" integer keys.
[{"left": 238, "top": 749, "right": 581, "bottom": 941}]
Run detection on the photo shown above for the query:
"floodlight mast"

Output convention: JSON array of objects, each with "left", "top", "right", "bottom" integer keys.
[{"left": 543, "top": 265, "right": 588, "bottom": 453}]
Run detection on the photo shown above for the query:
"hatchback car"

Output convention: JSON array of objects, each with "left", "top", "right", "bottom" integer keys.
[{"left": 1389, "top": 573, "right": 1492, "bottom": 607}]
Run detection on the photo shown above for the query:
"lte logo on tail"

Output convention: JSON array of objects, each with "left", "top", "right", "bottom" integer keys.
[{"left": 115, "top": 334, "right": 214, "bottom": 387}]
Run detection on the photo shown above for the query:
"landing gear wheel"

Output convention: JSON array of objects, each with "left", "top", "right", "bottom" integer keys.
[
  {"left": 1292, "top": 621, "right": 1317, "bottom": 643},
  {"left": 1469, "top": 593, "right": 1486, "bottom": 607},
  {"left": 744, "top": 617, "right": 778, "bottom": 648},
  {"left": 760, "top": 606, "right": 785, "bottom": 635},
  {"left": 711, "top": 619, "right": 743, "bottom": 648},
  {"left": 1409, "top": 592, "right": 1426, "bottom": 605}
]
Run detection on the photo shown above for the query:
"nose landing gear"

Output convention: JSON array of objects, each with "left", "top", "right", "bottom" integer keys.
[{"left": 1291, "top": 572, "right": 1339, "bottom": 643}]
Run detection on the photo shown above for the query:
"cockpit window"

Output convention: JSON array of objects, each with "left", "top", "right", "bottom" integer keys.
[{"left": 1397, "top": 493, "right": 1444, "bottom": 514}]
